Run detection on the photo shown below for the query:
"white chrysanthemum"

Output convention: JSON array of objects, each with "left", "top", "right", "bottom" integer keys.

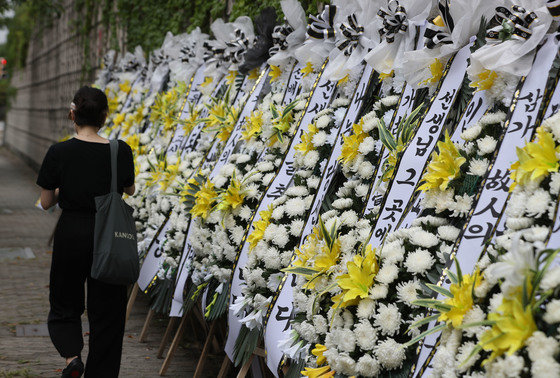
[
  {"left": 356, "top": 354, "right": 380, "bottom": 377},
  {"left": 437, "top": 225, "right": 460, "bottom": 242},
  {"left": 374, "top": 338, "right": 405, "bottom": 369},
  {"left": 527, "top": 331, "right": 560, "bottom": 360},
  {"left": 410, "top": 230, "right": 439, "bottom": 248},
  {"left": 455, "top": 342, "right": 479, "bottom": 372},
  {"left": 358, "top": 136, "right": 375, "bottom": 155},
  {"left": 477, "top": 135, "right": 497, "bottom": 155},
  {"left": 380, "top": 240, "right": 405, "bottom": 264},
  {"left": 522, "top": 225, "right": 550, "bottom": 242},
  {"left": 525, "top": 188, "right": 551, "bottom": 217},
  {"left": 550, "top": 172, "right": 560, "bottom": 195},
  {"left": 374, "top": 303, "right": 401, "bottom": 336},
  {"left": 286, "top": 186, "right": 308, "bottom": 197},
  {"left": 271, "top": 205, "right": 285, "bottom": 221},
  {"left": 355, "top": 184, "right": 369, "bottom": 198},
  {"left": 307, "top": 176, "right": 320, "bottom": 189},
  {"left": 285, "top": 197, "right": 306, "bottom": 217},
  {"left": 370, "top": 284, "right": 388, "bottom": 299},
  {"left": 541, "top": 266, "right": 560, "bottom": 291},
  {"left": 376, "top": 263, "right": 399, "bottom": 285},
  {"left": 358, "top": 161, "right": 374, "bottom": 179},
  {"left": 462, "top": 306, "right": 486, "bottom": 338},
  {"left": 303, "top": 150, "right": 320, "bottom": 168},
  {"left": 332, "top": 198, "right": 353, "bottom": 210},
  {"left": 312, "top": 131, "right": 328, "bottom": 147},
  {"left": 271, "top": 225, "right": 289, "bottom": 248},
  {"left": 357, "top": 298, "right": 376, "bottom": 319},
  {"left": 468, "top": 158, "right": 489, "bottom": 176},
  {"left": 404, "top": 249, "right": 435, "bottom": 275},
  {"left": 461, "top": 123, "right": 482, "bottom": 141},
  {"left": 396, "top": 280, "right": 421, "bottom": 305},
  {"left": 544, "top": 299, "right": 560, "bottom": 324},
  {"left": 451, "top": 194, "right": 473, "bottom": 217},
  {"left": 289, "top": 219, "right": 304, "bottom": 237},
  {"left": 480, "top": 111, "right": 506, "bottom": 126}
]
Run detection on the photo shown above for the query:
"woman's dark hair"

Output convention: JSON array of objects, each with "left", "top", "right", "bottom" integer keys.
[{"left": 70, "top": 86, "right": 109, "bottom": 128}]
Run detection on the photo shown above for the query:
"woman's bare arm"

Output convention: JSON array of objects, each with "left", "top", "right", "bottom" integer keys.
[
  {"left": 40, "top": 188, "right": 59, "bottom": 210},
  {"left": 124, "top": 184, "right": 135, "bottom": 196}
]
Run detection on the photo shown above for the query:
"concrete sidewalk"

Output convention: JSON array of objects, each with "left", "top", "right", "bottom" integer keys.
[{"left": 0, "top": 147, "right": 218, "bottom": 377}]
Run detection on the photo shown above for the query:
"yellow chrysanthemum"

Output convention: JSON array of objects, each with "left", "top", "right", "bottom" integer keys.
[
  {"left": 248, "top": 205, "right": 274, "bottom": 250},
  {"left": 337, "top": 74, "right": 349, "bottom": 86},
  {"left": 126, "top": 134, "right": 140, "bottom": 153},
  {"left": 480, "top": 289, "right": 536, "bottom": 364},
  {"left": 226, "top": 70, "right": 238, "bottom": 85},
  {"left": 269, "top": 65, "right": 282, "bottom": 82},
  {"left": 301, "top": 62, "right": 314, "bottom": 78},
  {"left": 418, "top": 131, "right": 466, "bottom": 192},
  {"left": 201, "top": 76, "right": 213, "bottom": 87},
  {"left": 242, "top": 110, "right": 263, "bottom": 142},
  {"left": 470, "top": 70, "right": 498, "bottom": 92},
  {"left": 378, "top": 70, "right": 394, "bottom": 82},
  {"left": 510, "top": 127, "right": 560, "bottom": 191},
  {"left": 339, "top": 119, "right": 367, "bottom": 166},
  {"left": 119, "top": 80, "right": 131, "bottom": 94},
  {"left": 191, "top": 179, "right": 218, "bottom": 220},
  {"left": 438, "top": 271, "right": 482, "bottom": 328},
  {"left": 248, "top": 68, "right": 260, "bottom": 81},
  {"left": 420, "top": 58, "right": 444, "bottom": 86},
  {"left": 216, "top": 176, "right": 245, "bottom": 214},
  {"left": 333, "top": 245, "right": 379, "bottom": 308},
  {"left": 113, "top": 113, "right": 126, "bottom": 128},
  {"left": 301, "top": 366, "right": 334, "bottom": 378},
  {"left": 295, "top": 123, "right": 319, "bottom": 155}
]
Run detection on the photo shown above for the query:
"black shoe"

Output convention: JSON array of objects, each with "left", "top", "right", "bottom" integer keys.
[{"left": 61, "top": 357, "right": 84, "bottom": 378}]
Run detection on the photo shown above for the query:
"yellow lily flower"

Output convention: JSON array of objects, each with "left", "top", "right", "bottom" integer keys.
[
  {"left": 242, "top": 110, "right": 263, "bottom": 142},
  {"left": 438, "top": 270, "right": 482, "bottom": 328},
  {"left": 119, "top": 80, "right": 131, "bottom": 94},
  {"left": 269, "top": 65, "right": 282, "bottom": 82},
  {"left": 470, "top": 70, "right": 498, "bottom": 92},
  {"left": 510, "top": 127, "right": 560, "bottom": 190},
  {"left": 312, "top": 344, "right": 328, "bottom": 366},
  {"left": 295, "top": 123, "right": 319, "bottom": 155},
  {"left": 248, "top": 205, "right": 274, "bottom": 251},
  {"left": 301, "top": 366, "right": 334, "bottom": 378},
  {"left": 216, "top": 176, "right": 245, "bottom": 214},
  {"left": 201, "top": 76, "right": 213, "bottom": 87},
  {"left": 418, "top": 131, "right": 466, "bottom": 192},
  {"left": 191, "top": 179, "right": 218, "bottom": 220},
  {"left": 301, "top": 62, "right": 314, "bottom": 78},
  {"left": 226, "top": 70, "right": 238, "bottom": 85},
  {"left": 420, "top": 58, "right": 444, "bottom": 86},
  {"left": 339, "top": 119, "right": 367, "bottom": 166}
]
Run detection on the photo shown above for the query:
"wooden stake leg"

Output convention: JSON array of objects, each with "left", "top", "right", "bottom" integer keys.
[
  {"left": 217, "top": 356, "right": 231, "bottom": 378},
  {"left": 157, "top": 317, "right": 178, "bottom": 358},
  {"left": 236, "top": 355, "right": 255, "bottom": 378},
  {"left": 139, "top": 308, "right": 155, "bottom": 343},
  {"left": 159, "top": 314, "right": 189, "bottom": 376},
  {"left": 193, "top": 321, "right": 218, "bottom": 378},
  {"left": 125, "top": 283, "right": 139, "bottom": 323}
]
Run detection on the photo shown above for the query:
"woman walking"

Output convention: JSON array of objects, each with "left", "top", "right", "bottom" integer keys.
[{"left": 37, "top": 86, "right": 135, "bottom": 377}]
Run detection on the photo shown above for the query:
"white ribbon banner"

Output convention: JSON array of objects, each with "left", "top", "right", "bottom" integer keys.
[
  {"left": 224, "top": 61, "right": 338, "bottom": 360},
  {"left": 399, "top": 90, "right": 490, "bottom": 230},
  {"left": 414, "top": 34, "right": 559, "bottom": 377},
  {"left": 166, "top": 65, "right": 207, "bottom": 154},
  {"left": 368, "top": 43, "right": 472, "bottom": 249},
  {"left": 137, "top": 220, "right": 172, "bottom": 291},
  {"left": 263, "top": 64, "right": 375, "bottom": 376}
]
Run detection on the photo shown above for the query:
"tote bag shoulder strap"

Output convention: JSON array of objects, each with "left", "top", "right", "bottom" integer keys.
[{"left": 109, "top": 139, "right": 118, "bottom": 193}]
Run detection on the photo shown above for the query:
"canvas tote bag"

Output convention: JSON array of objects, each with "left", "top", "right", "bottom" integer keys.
[{"left": 91, "top": 139, "right": 139, "bottom": 285}]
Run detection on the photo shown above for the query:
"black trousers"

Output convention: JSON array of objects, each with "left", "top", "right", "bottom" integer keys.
[{"left": 49, "top": 211, "right": 128, "bottom": 378}]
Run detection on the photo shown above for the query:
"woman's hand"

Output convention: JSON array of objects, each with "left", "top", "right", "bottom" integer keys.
[{"left": 40, "top": 188, "right": 59, "bottom": 210}]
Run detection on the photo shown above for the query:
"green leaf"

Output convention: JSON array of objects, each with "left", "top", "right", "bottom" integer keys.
[
  {"left": 403, "top": 323, "right": 447, "bottom": 347},
  {"left": 282, "top": 266, "right": 319, "bottom": 276},
  {"left": 408, "top": 313, "right": 440, "bottom": 330},
  {"left": 426, "top": 283, "right": 454, "bottom": 298}
]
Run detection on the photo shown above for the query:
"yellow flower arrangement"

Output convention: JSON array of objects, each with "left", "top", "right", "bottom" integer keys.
[
  {"left": 470, "top": 70, "right": 498, "bottom": 92},
  {"left": 480, "top": 289, "right": 536, "bottom": 364},
  {"left": 438, "top": 270, "right": 482, "bottom": 327},
  {"left": 295, "top": 123, "right": 319, "bottom": 155},
  {"left": 241, "top": 110, "right": 263, "bottom": 142},
  {"left": 301, "top": 344, "right": 334, "bottom": 378},
  {"left": 419, "top": 131, "right": 466, "bottom": 192},
  {"left": 226, "top": 70, "right": 238, "bottom": 85},
  {"left": 215, "top": 175, "right": 245, "bottom": 214},
  {"left": 301, "top": 62, "right": 314, "bottom": 78},
  {"left": 119, "top": 80, "right": 131, "bottom": 94},
  {"left": 201, "top": 76, "right": 213, "bottom": 88},
  {"left": 269, "top": 65, "right": 282, "bottom": 82},
  {"left": 248, "top": 205, "right": 274, "bottom": 251},
  {"left": 216, "top": 107, "right": 239, "bottom": 142},
  {"left": 420, "top": 58, "right": 444, "bottom": 86},
  {"left": 510, "top": 127, "right": 560, "bottom": 191},
  {"left": 333, "top": 244, "right": 379, "bottom": 308},
  {"left": 190, "top": 178, "right": 218, "bottom": 220},
  {"left": 339, "top": 119, "right": 367, "bottom": 166}
]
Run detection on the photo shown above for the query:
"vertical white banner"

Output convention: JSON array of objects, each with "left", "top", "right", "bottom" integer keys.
[
  {"left": 224, "top": 61, "right": 338, "bottom": 360},
  {"left": 137, "top": 220, "right": 172, "bottom": 292},
  {"left": 368, "top": 44, "right": 472, "bottom": 248},
  {"left": 263, "top": 65, "right": 375, "bottom": 375},
  {"left": 414, "top": 34, "right": 559, "bottom": 377}
]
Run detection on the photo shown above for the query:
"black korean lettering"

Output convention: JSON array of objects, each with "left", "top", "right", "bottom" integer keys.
[
  {"left": 266, "top": 183, "right": 287, "bottom": 199},
  {"left": 374, "top": 224, "right": 392, "bottom": 240},
  {"left": 463, "top": 222, "right": 494, "bottom": 243},
  {"left": 473, "top": 197, "right": 502, "bottom": 218},
  {"left": 416, "top": 136, "right": 435, "bottom": 157},
  {"left": 286, "top": 160, "right": 295, "bottom": 176},
  {"left": 438, "top": 89, "right": 457, "bottom": 110},
  {"left": 485, "top": 169, "right": 510, "bottom": 192},
  {"left": 382, "top": 199, "right": 404, "bottom": 222},
  {"left": 396, "top": 168, "right": 417, "bottom": 186},
  {"left": 238, "top": 267, "right": 244, "bottom": 281},
  {"left": 290, "top": 274, "right": 297, "bottom": 287},
  {"left": 275, "top": 306, "right": 293, "bottom": 332},
  {"left": 401, "top": 88, "right": 416, "bottom": 107},
  {"left": 518, "top": 89, "right": 543, "bottom": 113},
  {"left": 153, "top": 238, "right": 162, "bottom": 258},
  {"left": 426, "top": 112, "right": 445, "bottom": 125}
]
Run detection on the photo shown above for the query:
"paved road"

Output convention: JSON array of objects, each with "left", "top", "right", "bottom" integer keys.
[{"left": 0, "top": 147, "right": 222, "bottom": 377}]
